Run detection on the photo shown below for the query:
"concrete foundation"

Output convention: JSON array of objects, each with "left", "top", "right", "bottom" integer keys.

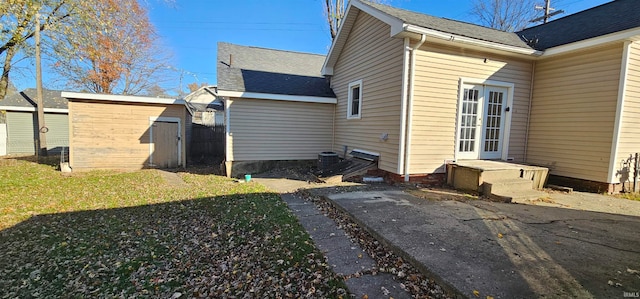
[
  {"left": 547, "top": 174, "right": 626, "bottom": 194},
  {"left": 225, "top": 159, "right": 315, "bottom": 178}
]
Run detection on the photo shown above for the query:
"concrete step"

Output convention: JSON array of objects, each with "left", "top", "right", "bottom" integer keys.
[
  {"left": 483, "top": 178, "right": 533, "bottom": 196},
  {"left": 491, "top": 189, "right": 549, "bottom": 203},
  {"left": 480, "top": 169, "right": 522, "bottom": 182}
]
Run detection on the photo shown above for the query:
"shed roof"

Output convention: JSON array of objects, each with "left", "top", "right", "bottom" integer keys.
[
  {"left": 217, "top": 42, "right": 335, "bottom": 98},
  {"left": 0, "top": 88, "right": 67, "bottom": 110},
  {"left": 62, "top": 92, "right": 185, "bottom": 105},
  {"left": 517, "top": 0, "right": 640, "bottom": 50}
]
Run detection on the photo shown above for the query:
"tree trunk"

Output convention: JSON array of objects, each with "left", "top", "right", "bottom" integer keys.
[{"left": 0, "top": 46, "right": 18, "bottom": 100}]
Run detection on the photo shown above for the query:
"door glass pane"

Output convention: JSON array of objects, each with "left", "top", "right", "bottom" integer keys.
[
  {"left": 459, "top": 88, "right": 480, "bottom": 153},
  {"left": 483, "top": 91, "right": 503, "bottom": 152}
]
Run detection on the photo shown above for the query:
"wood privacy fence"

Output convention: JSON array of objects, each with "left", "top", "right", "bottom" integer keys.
[{"left": 190, "top": 123, "right": 225, "bottom": 164}]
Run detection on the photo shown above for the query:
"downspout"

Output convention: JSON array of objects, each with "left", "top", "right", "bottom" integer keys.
[
  {"left": 404, "top": 34, "right": 427, "bottom": 182},
  {"left": 398, "top": 38, "right": 411, "bottom": 175},
  {"left": 332, "top": 102, "right": 336, "bottom": 154},
  {"left": 224, "top": 98, "right": 232, "bottom": 177},
  {"left": 523, "top": 61, "right": 536, "bottom": 162}
]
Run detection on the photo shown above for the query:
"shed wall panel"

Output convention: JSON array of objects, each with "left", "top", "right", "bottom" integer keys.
[
  {"left": 69, "top": 101, "right": 186, "bottom": 170},
  {"left": 226, "top": 98, "right": 333, "bottom": 161},
  {"left": 526, "top": 43, "right": 623, "bottom": 183},
  {"left": 331, "top": 11, "right": 404, "bottom": 173}
]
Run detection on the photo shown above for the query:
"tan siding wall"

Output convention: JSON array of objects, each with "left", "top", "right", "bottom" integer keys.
[
  {"left": 227, "top": 98, "right": 333, "bottom": 161},
  {"left": 616, "top": 42, "right": 640, "bottom": 182},
  {"left": 526, "top": 43, "right": 623, "bottom": 182},
  {"left": 69, "top": 101, "right": 187, "bottom": 170},
  {"left": 410, "top": 43, "right": 534, "bottom": 173},
  {"left": 331, "top": 11, "right": 404, "bottom": 173}
]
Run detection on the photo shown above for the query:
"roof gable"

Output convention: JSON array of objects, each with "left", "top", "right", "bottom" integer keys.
[
  {"left": 217, "top": 42, "right": 335, "bottom": 99},
  {"left": 517, "top": 0, "right": 640, "bottom": 50},
  {"left": 365, "top": 2, "right": 530, "bottom": 49},
  {"left": 323, "top": 0, "right": 538, "bottom": 75}
]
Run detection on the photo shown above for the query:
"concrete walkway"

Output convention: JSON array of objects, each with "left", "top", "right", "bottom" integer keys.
[
  {"left": 255, "top": 178, "right": 412, "bottom": 298},
  {"left": 327, "top": 190, "right": 640, "bottom": 298},
  {"left": 520, "top": 190, "right": 640, "bottom": 217}
]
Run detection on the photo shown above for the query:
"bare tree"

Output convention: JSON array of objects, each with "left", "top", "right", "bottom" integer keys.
[
  {"left": 324, "top": 0, "right": 387, "bottom": 39},
  {"left": 470, "top": 0, "right": 538, "bottom": 32}
]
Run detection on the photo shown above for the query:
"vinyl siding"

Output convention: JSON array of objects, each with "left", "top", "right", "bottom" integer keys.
[
  {"left": 6, "top": 112, "right": 36, "bottom": 154},
  {"left": 5, "top": 112, "right": 69, "bottom": 154},
  {"left": 226, "top": 98, "right": 333, "bottom": 161},
  {"left": 526, "top": 43, "right": 623, "bottom": 183},
  {"left": 331, "top": 11, "right": 404, "bottom": 173},
  {"left": 615, "top": 42, "right": 640, "bottom": 181},
  {"left": 69, "top": 101, "right": 186, "bottom": 170},
  {"left": 410, "top": 43, "right": 533, "bottom": 173}
]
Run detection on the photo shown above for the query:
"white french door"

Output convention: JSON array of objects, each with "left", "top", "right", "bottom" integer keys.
[{"left": 457, "top": 84, "right": 508, "bottom": 160}]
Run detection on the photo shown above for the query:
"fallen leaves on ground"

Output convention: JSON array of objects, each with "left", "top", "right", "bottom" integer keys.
[
  {"left": 297, "top": 189, "right": 451, "bottom": 299},
  {"left": 0, "top": 159, "right": 345, "bottom": 298}
]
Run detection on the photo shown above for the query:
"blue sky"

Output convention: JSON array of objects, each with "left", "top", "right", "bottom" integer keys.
[
  {"left": 147, "top": 0, "right": 609, "bottom": 90},
  {"left": 15, "top": 0, "right": 611, "bottom": 94}
]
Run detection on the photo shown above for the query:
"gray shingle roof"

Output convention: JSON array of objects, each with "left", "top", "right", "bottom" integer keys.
[
  {"left": 517, "top": 0, "right": 640, "bottom": 50},
  {"left": 0, "top": 89, "right": 67, "bottom": 109},
  {"left": 363, "top": 1, "right": 533, "bottom": 49},
  {"left": 217, "top": 42, "right": 335, "bottom": 98}
]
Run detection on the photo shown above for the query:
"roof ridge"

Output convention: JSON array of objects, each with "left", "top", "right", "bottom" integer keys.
[
  {"left": 361, "top": 0, "right": 522, "bottom": 34},
  {"left": 219, "top": 42, "right": 326, "bottom": 57}
]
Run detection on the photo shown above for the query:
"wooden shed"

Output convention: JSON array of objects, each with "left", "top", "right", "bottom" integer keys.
[{"left": 62, "top": 92, "right": 188, "bottom": 171}]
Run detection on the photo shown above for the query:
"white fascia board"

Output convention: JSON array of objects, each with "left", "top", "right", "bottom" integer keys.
[
  {"left": 352, "top": 0, "right": 405, "bottom": 37},
  {"left": 0, "top": 106, "right": 68, "bottom": 113},
  {"left": 217, "top": 90, "right": 337, "bottom": 104},
  {"left": 405, "top": 25, "right": 542, "bottom": 56},
  {"left": 61, "top": 91, "right": 185, "bottom": 105},
  {"left": 542, "top": 28, "right": 640, "bottom": 57},
  {"left": 322, "top": 0, "right": 405, "bottom": 76}
]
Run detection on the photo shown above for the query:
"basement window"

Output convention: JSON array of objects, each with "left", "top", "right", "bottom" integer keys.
[{"left": 347, "top": 80, "right": 362, "bottom": 119}]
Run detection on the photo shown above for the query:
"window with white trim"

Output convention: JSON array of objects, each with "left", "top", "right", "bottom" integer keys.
[{"left": 347, "top": 80, "right": 362, "bottom": 119}]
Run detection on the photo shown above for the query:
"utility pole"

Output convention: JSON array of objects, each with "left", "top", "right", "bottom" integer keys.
[
  {"left": 544, "top": 0, "right": 552, "bottom": 23},
  {"left": 530, "top": 0, "right": 564, "bottom": 24},
  {"left": 35, "top": 13, "right": 47, "bottom": 158}
]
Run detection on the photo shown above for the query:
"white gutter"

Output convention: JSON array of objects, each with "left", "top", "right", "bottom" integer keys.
[
  {"left": 0, "top": 106, "right": 68, "bottom": 113},
  {"left": 607, "top": 41, "right": 632, "bottom": 184},
  {"left": 404, "top": 34, "right": 427, "bottom": 182},
  {"left": 217, "top": 90, "right": 337, "bottom": 104},
  {"left": 543, "top": 28, "right": 640, "bottom": 57},
  {"left": 398, "top": 38, "right": 411, "bottom": 175},
  {"left": 404, "top": 25, "right": 543, "bottom": 56}
]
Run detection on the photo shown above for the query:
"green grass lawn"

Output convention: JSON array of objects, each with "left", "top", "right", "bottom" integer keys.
[{"left": 0, "top": 159, "right": 345, "bottom": 298}]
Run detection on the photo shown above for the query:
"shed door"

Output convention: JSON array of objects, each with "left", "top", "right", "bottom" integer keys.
[
  {"left": 152, "top": 121, "right": 179, "bottom": 168},
  {"left": 457, "top": 85, "right": 508, "bottom": 160}
]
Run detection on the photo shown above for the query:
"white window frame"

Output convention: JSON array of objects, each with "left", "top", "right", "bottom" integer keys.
[{"left": 347, "top": 80, "right": 363, "bottom": 119}]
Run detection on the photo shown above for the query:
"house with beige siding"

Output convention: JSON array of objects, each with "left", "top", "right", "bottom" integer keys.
[
  {"left": 318, "top": 0, "right": 640, "bottom": 192},
  {"left": 215, "top": 0, "right": 639, "bottom": 192},
  {"left": 216, "top": 43, "right": 337, "bottom": 177},
  {"left": 63, "top": 92, "right": 188, "bottom": 171}
]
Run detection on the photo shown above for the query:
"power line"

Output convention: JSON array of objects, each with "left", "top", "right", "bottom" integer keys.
[{"left": 530, "top": 0, "right": 564, "bottom": 23}]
